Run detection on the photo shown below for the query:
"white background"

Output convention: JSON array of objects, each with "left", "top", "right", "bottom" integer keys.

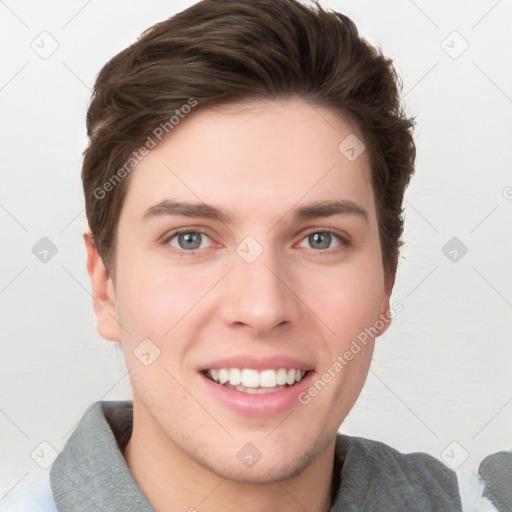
[{"left": 1, "top": 0, "right": 511, "bottom": 499}]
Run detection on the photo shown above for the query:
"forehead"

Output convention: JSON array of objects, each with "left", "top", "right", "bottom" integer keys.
[{"left": 121, "top": 98, "right": 375, "bottom": 225}]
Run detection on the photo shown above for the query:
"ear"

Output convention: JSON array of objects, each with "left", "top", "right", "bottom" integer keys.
[
  {"left": 375, "top": 267, "right": 396, "bottom": 338},
  {"left": 84, "top": 232, "right": 121, "bottom": 342}
]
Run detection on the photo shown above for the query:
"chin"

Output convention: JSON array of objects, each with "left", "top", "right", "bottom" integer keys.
[
  {"left": 206, "top": 456, "right": 314, "bottom": 485},
  {"left": 194, "top": 432, "right": 329, "bottom": 485}
]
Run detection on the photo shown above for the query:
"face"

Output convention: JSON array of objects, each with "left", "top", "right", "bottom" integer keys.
[{"left": 89, "top": 97, "right": 392, "bottom": 483}]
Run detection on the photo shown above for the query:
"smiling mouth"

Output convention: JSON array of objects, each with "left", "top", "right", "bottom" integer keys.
[{"left": 203, "top": 368, "right": 309, "bottom": 394}]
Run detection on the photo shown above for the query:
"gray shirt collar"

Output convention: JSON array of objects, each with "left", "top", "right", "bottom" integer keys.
[
  {"left": 51, "top": 401, "right": 153, "bottom": 511},
  {"left": 50, "top": 401, "right": 461, "bottom": 511}
]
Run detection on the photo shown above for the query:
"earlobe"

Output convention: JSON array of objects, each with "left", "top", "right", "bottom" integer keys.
[
  {"left": 376, "top": 271, "right": 395, "bottom": 338},
  {"left": 376, "top": 296, "right": 393, "bottom": 337},
  {"left": 84, "top": 232, "right": 121, "bottom": 342}
]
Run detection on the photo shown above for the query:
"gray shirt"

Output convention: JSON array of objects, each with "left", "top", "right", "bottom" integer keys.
[
  {"left": 3, "top": 401, "right": 509, "bottom": 510},
  {"left": 50, "top": 401, "right": 462, "bottom": 510}
]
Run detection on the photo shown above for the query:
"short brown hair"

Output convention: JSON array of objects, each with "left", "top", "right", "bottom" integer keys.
[{"left": 82, "top": 0, "right": 415, "bottom": 280}]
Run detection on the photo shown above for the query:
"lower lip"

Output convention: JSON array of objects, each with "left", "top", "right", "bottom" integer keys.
[{"left": 199, "top": 371, "right": 315, "bottom": 417}]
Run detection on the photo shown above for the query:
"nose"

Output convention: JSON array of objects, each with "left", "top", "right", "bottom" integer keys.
[{"left": 220, "top": 244, "right": 302, "bottom": 337}]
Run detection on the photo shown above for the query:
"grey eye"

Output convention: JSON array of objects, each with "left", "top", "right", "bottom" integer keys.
[
  {"left": 308, "top": 232, "right": 332, "bottom": 250},
  {"left": 297, "top": 231, "right": 343, "bottom": 251},
  {"left": 179, "top": 233, "right": 202, "bottom": 250},
  {"left": 168, "top": 232, "right": 212, "bottom": 251}
]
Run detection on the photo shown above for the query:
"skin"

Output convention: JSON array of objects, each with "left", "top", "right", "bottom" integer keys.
[{"left": 85, "top": 97, "right": 393, "bottom": 512}]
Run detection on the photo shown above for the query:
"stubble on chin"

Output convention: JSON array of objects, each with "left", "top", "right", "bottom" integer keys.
[{"left": 185, "top": 428, "right": 334, "bottom": 485}]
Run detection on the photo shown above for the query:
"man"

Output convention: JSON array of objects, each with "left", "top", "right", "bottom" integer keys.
[{"left": 3, "top": 0, "right": 509, "bottom": 510}]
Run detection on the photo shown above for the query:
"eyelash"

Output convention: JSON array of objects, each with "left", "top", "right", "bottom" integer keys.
[{"left": 162, "top": 228, "right": 349, "bottom": 255}]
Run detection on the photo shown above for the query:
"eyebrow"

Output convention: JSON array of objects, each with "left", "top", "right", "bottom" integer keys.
[{"left": 142, "top": 199, "right": 368, "bottom": 224}]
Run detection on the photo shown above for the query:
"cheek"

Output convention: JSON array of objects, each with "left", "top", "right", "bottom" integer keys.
[
  {"left": 114, "top": 256, "right": 198, "bottom": 342},
  {"left": 304, "top": 258, "right": 385, "bottom": 336},
  {"left": 114, "top": 254, "right": 222, "bottom": 372}
]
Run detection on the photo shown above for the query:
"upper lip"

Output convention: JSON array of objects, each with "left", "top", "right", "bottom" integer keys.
[{"left": 198, "top": 355, "right": 314, "bottom": 372}]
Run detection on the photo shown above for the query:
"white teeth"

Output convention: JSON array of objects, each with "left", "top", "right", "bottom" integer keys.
[
  {"left": 245, "top": 386, "right": 278, "bottom": 394},
  {"left": 276, "top": 368, "right": 288, "bottom": 385},
  {"left": 241, "top": 368, "right": 259, "bottom": 388},
  {"left": 229, "top": 368, "right": 242, "bottom": 386},
  {"left": 206, "top": 367, "right": 308, "bottom": 389},
  {"left": 259, "top": 369, "right": 276, "bottom": 388},
  {"left": 218, "top": 368, "right": 229, "bottom": 385}
]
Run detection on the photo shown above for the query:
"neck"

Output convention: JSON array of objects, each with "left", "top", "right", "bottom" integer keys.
[{"left": 123, "top": 399, "right": 334, "bottom": 512}]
